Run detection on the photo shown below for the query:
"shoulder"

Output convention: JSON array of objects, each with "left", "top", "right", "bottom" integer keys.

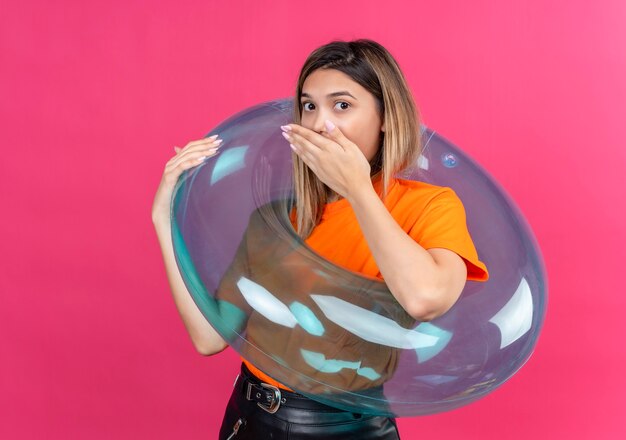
[
  {"left": 380, "top": 179, "right": 466, "bottom": 233},
  {"left": 394, "top": 177, "right": 455, "bottom": 194},
  {"left": 391, "top": 178, "right": 463, "bottom": 210}
]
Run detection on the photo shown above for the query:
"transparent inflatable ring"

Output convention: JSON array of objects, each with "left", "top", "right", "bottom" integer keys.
[{"left": 171, "top": 98, "right": 548, "bottom": 417}]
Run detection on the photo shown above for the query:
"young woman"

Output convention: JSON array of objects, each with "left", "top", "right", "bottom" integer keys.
[{"left": 152, "top": 39, "right": 488, "bottom": 439}]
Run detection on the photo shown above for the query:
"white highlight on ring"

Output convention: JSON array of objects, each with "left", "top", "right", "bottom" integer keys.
[
  {"left": 489, "top": 277, "right": 533, "bottom": 349},
  {"left": 311, "top": 295, "right": 438, "bottom": 349},
  {"left": 236, "top": 276, "right": 297, "bottom": 327}
]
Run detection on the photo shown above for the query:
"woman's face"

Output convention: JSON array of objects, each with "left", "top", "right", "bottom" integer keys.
[{"left": 299, "top": 68, "right": 384, "bottom": 162}]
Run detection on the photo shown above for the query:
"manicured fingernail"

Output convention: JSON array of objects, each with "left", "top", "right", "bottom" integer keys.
[
  {"left": 281, "top": 132, "right": 290, "bottom": 140},
  {"left": 289, "top": 144, "right": 296, "bottom": 151},
  {"left": 325, "top": 120, "right": 335, "bottom": 132},
  {"left": 213, "top": 139, "right": 223, "bottom": 145},
  {"left": 281, "top": 125, "right": 292, "bottom": 132},
  {"left": 208, "top": 134, "right": 219, "bottom": 139}
]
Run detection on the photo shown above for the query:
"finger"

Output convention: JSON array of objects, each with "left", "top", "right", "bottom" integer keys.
[
  {"left": 181, "top": 134, "right": 220, "bottom": 151},
  {"left": 291, "top": 143, "right": 321, "bottom": 176},
  {"left": 163, "top": 153, "right": 216, "bottom": 184},
  {"left": 323, "top": 120, "right": 352, "bottom": 151},
  {"left": 283, "top": 124, "right": 333, "bottom": 152},
  {"left": 171, "top": 144, "right": 220, "bottom": 165},
  {"left": 164, "top": 151, "right": 217, "bottom": 181},
  {"left": 284, "top": 131, "right": 325, "bottom": 161},
  {"left": 173, "top": 138, "right": 222, "bottom": 162},
  {"left": 167, "top": 145, "right": 220, "bottom": 170}
]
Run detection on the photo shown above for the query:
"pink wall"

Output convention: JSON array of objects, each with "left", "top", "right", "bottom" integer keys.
[{"left": 1, "top": 0, "right": 624, "bottom": 438}]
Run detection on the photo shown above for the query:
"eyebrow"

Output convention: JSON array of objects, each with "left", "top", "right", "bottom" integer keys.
[{"left": 300, "top": 91, "right": 357, "bottom": 100}]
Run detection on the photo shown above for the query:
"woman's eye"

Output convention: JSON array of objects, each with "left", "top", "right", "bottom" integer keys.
[{"left": 301, "top": 101, "right": 350, "bottom": 112}]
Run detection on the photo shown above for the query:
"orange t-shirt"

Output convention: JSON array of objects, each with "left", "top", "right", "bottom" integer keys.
[{"left": 242, "top": 176, "right": 489, "bottom": 391}]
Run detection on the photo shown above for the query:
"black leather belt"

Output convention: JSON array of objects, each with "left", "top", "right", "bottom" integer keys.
[
  {"left": 244, "top": 379, "right": 283, "bottom": 413},
  {"left": 225, "top": 364, "right": 400, "bottom": 439},
  {"left": 237, "top": 363, "right": 345, "bottom": 414}
]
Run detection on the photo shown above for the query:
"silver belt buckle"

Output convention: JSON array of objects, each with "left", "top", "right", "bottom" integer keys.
[{"left": 246, "top": 382, "right": 282, "bottom": 414}]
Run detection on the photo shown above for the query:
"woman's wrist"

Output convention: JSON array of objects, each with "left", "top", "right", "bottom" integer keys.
[{"left": 346, "top": 178, "right": 376, "bottom": 207}]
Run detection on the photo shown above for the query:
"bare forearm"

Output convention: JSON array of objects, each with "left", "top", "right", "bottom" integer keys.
[
  {"left": 153, "top": 217, "right": 228, "bottom": 355},
  {"left": 347, "top": 185, "right": 446, "bottom": 320}
]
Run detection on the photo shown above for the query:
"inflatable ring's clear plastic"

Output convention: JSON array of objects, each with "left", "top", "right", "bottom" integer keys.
[{"left": 171, "top": 99, "right": 547, "bottom": 417}]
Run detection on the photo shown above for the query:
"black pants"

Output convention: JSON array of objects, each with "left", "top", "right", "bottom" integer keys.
[{"left": 219, "top": 363, "right": 400, "bottom": 439}]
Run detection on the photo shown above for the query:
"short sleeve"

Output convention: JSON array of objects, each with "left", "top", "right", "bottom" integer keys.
[{"left": 408, "top": 188, "right": 489, "bottom": 282}]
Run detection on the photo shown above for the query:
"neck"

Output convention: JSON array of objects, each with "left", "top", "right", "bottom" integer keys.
[{"left": 327, "top": 193, "right": 343, "bottom": 203}]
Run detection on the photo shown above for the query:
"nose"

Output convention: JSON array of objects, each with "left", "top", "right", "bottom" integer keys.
[{"left": 310, "top": 107, "right": 332, "bottom": 136}]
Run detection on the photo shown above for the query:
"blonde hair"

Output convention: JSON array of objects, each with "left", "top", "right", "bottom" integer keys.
[{"left": 292, "top": 39, "right": 422, "bottom": 239}]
